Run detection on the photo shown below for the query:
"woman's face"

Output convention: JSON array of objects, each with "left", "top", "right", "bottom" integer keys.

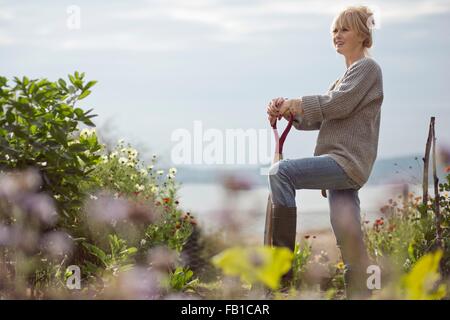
[{"left": 332, "top": 25, "right": 364, "bottom": 56}]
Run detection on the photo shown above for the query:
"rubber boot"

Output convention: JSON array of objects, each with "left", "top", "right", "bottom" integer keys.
[{"left": 271, "top": 205, "right": 297, "bottom": 289}]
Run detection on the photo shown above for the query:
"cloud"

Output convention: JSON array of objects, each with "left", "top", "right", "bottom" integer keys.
[{"left": 0, "top": 0, "right": 449, "bottom": 52}]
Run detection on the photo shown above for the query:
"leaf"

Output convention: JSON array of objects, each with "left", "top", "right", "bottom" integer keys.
[
  {"left": 78, "top": 90, "right": 91, "bottom": 100},
  {"left": 84, "top": 80, "right": 97, "bottom": 91},
  {"left": 74, "top": 108, "right": 84, "bottom": 118},
  {"left": 58, "top": 79, "right": 67, "bottom": 89},
  {"left": 82, "top": 118, "right": 96, "bottom": 127},
  {"left": 121, "top": 247, "right": 138, "bottom": 255},
  {"left": 68, "top": 74, "right": 76, "bottom": 85},
  {"left": 68, "top": 143, "right": 87, "bottom": 153},
  {"left": 83, "top": 243, "right": 107, "bottom": 265}
]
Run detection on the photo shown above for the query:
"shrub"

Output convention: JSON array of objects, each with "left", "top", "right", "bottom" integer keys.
[{"left": 0, "top": 73, "right": 101, "bottom": 228}]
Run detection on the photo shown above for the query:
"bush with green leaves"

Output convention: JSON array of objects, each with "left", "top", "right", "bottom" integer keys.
[{"left": 0, "top": 73, "right": 101, "bottom": 227}]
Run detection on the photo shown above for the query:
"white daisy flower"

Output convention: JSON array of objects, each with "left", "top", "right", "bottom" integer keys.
[
  {"left": 150, "top": 186, "right": 159, "bottom": 193},
  {"left": 140, "top": 169, "right": 147, "bottom": 177},
  {"left": 118, "top": 157, "right": 128, "bottom": 165},
  {"left": 157, "top": 170, "right": 164, "bottom": 175},
  {"left": 169, "top": 167, "right": 177, "bottom": 175},
  {"left": 110, "top": 151, "right": 118, "bottom": 159},
  {"left": 80, "top": 129, "right": 90, "bottom": 139},
  {"left": 127, "top": 148, "right": 138, "bottom": 160},
  {"left": 89, "top": 194, "right": 98, "bottom": 200},
  {"left": 135, "top": 184, "right": 145, "bottom": 191}
]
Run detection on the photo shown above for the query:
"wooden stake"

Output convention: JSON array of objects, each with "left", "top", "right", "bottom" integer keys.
[
  {"left": 431, "top": 117, "right": 443, "bottom": 249},
  {"left": 422, "top": 118, "right": 433, "bottom": 206}
]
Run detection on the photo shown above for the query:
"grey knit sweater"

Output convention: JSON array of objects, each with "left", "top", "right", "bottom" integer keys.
[{"left": 293, "top": 57, "right": 384, "bottom": 188}]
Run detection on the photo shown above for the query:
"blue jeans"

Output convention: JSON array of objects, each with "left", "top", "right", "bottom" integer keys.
[
  {"left": 268, "top": 155, "right": 369, "bottom": 290},
  {"left": 268, "top": 154, "right": 360, "bottom": 207}
]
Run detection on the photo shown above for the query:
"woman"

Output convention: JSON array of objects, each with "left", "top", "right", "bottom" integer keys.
[{"left": 267, "top": 6, "right": 383, "bottom": 298}]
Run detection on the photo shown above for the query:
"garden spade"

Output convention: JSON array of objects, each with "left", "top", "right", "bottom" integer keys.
[{"left": 264, "top": 113, "right": 294, "bottom": 246}]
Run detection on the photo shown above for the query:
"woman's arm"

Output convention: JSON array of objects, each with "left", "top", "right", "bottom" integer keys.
[
  {"left": 292, "top": 114, "right": 321, "bottom": 131},
  {"left": 301, "top": 58, "right": 378, "bottom": 123}
]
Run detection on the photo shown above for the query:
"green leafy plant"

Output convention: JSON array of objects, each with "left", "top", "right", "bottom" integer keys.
[
  {"left": 168, "top": 267, "right": 199, "bottom": 291},
  {"left": 291, "top": 242, "right": 312, "bottom": 288},
  {"left": 82, "top": 234, "right": 137, "bottom": 277},
  {"left": 0, "top": 73, "right": 101, "bottom": 227}
]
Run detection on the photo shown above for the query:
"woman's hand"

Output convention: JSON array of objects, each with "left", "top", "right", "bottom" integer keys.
[
  {"left": 278, "top": 99, "right": 304, "bottom": 121},
  {"left": 267, "top": 97, "right": 286, "bottom": 125}
]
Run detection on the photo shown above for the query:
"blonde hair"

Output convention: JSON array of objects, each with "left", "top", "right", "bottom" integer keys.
[{"left": 331, "top": 6, "right": 375, "bottom": 57}]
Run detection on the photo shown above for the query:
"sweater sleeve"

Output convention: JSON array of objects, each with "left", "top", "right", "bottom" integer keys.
[
  {"left": 300, "top": 59, "right": 378, "bottom": 122},
  {"left": 292, "top": 113, "right": 321, "bottom": 131}
]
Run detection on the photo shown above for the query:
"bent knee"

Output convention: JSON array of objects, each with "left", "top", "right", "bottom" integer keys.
[{"left": 268, "top": 160, "right": 289, "bottom": 178}]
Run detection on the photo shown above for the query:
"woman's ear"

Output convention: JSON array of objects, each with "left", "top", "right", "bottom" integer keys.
[{"left": 358, "top": 34, "right": 366, "bottom": 45}]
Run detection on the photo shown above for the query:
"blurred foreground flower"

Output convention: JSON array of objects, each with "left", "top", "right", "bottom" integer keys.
[
  {"left": 399, "top": 250, "right": 447, "bottom": 300},
  {"left": 0, "top": 168, "right": 42, "bottom": 200},
  {"left": 212, "top": 246, "right": 293, "bottom": 290}
]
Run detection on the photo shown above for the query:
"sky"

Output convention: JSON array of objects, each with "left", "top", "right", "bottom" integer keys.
[{"left": 1, "top": 0, "right": 449, "bottom": 168}]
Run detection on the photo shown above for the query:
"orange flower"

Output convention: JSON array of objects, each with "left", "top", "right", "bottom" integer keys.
[
  {"left": 445, "top": 165, "right": 450, "bottom": 173},
  {"left": 163, "top": 197, "right": 170, "bottom": 204}
]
